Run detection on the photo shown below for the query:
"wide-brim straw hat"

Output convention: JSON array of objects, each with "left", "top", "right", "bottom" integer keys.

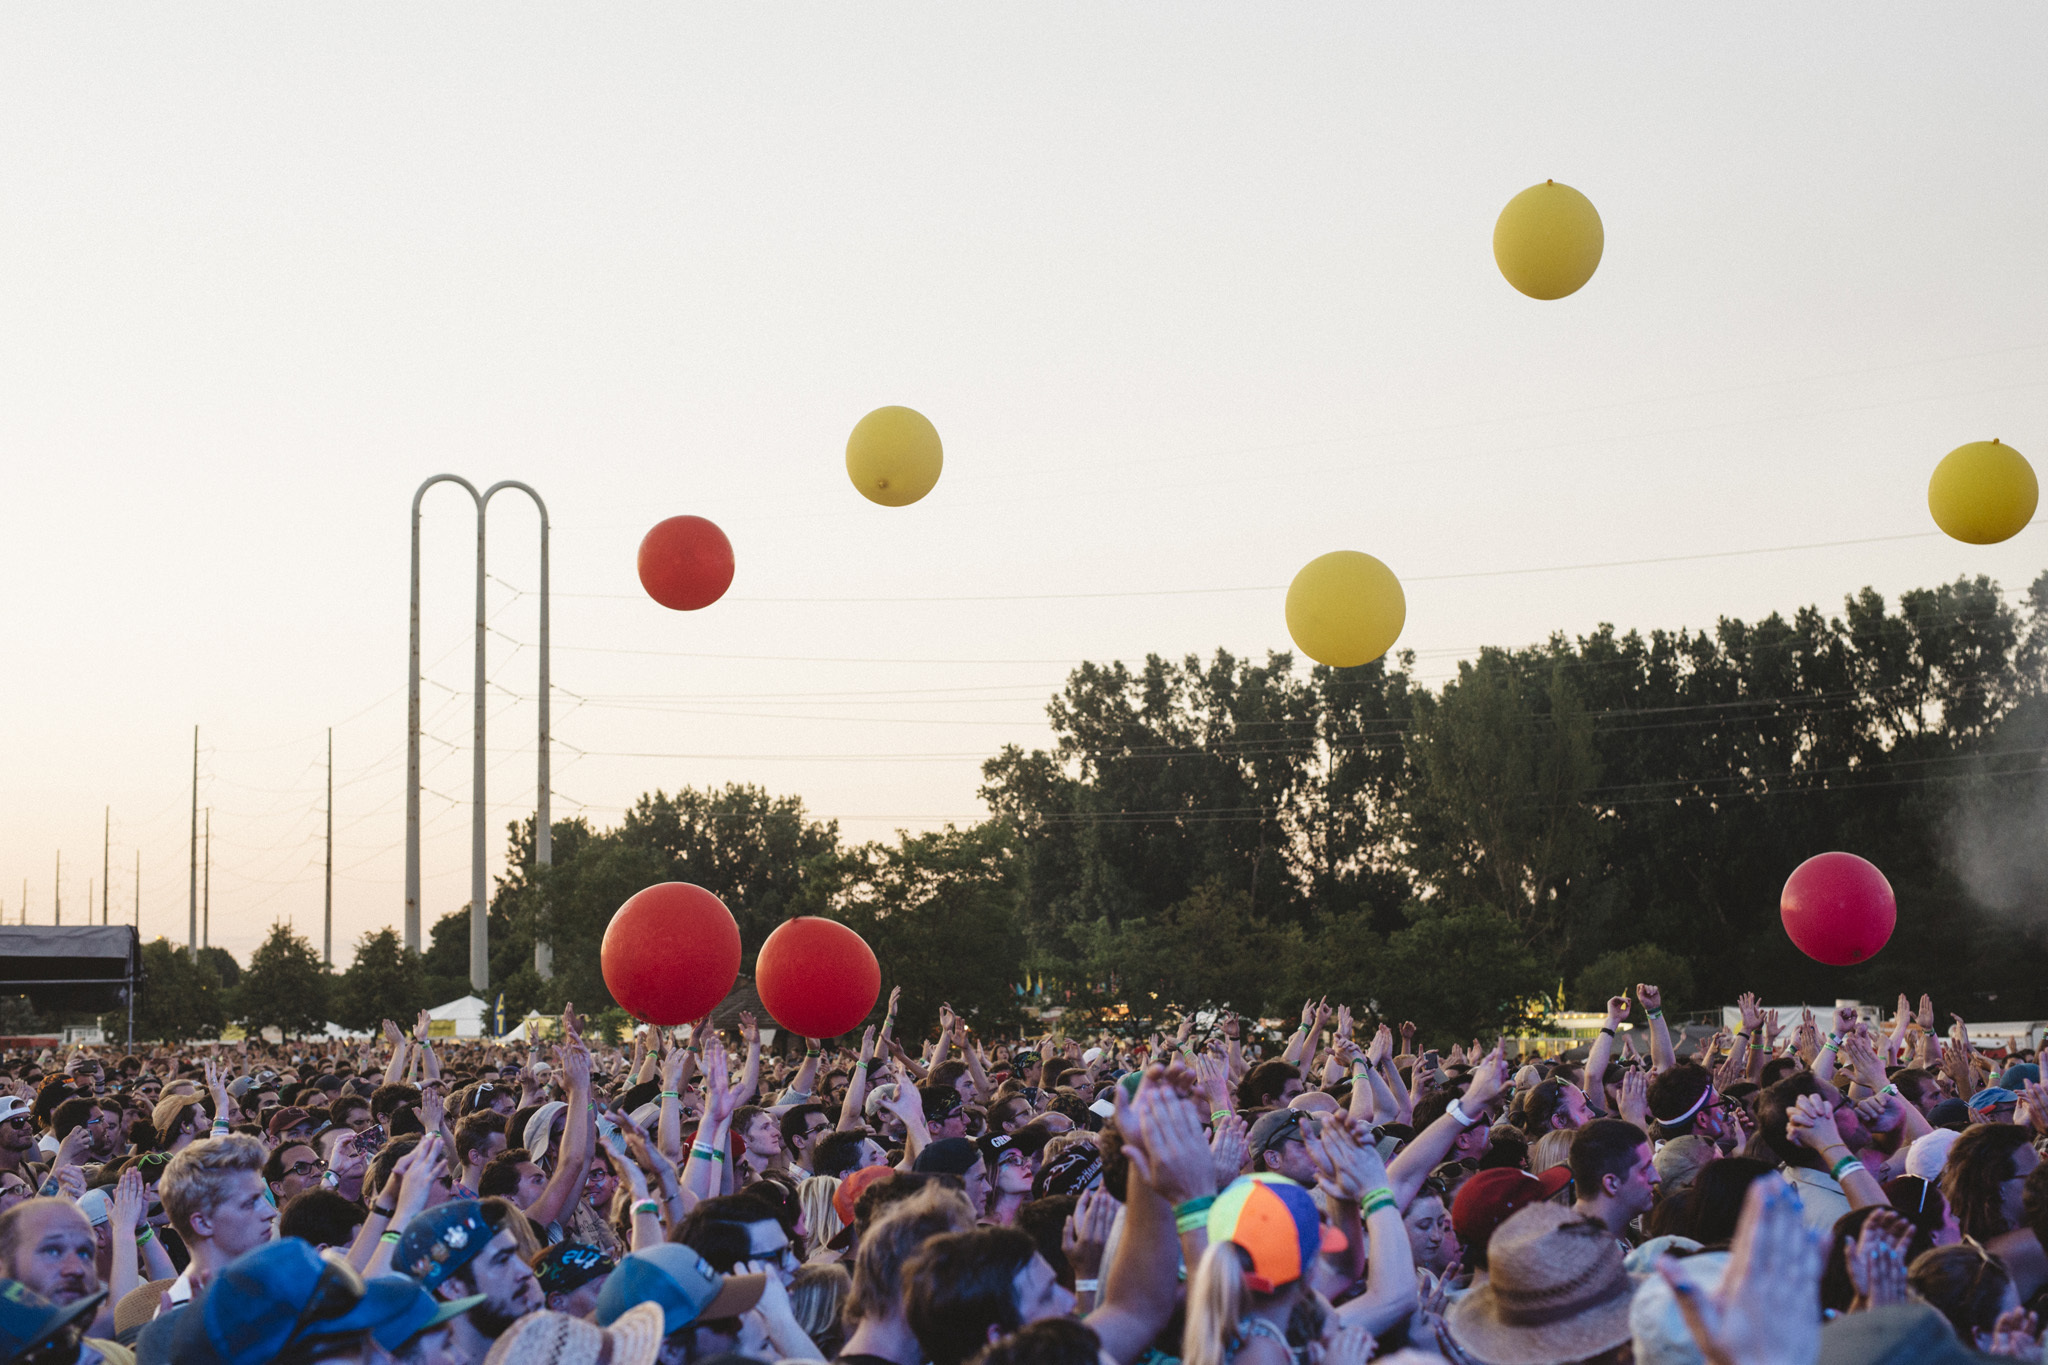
[
  {"left": 481, "top": 1303, "right": 663, "bottom": 1365},
  {"left": 1445, "top": 1203, "right": 1634, "bottom": 1365}
]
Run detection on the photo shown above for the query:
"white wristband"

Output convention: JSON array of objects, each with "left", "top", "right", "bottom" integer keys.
[
  {"left": 1074, "top": 1278, "right": 1100, "bottom": 1293},
  {"left": 1447, "top": 1098, "right": 1481, "bottom": 1129}
]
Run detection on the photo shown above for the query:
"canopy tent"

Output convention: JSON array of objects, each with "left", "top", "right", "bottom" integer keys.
[
  {"left": 0, "top": 926, "right": 140, "bottom": 1048},
  {"left": 425, "top": 995, "right": 490, "bottom": 1038}
]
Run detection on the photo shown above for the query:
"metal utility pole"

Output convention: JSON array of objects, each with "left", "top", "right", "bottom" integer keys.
[
  {"left": 324, "top": 728, "right": 334, "bottom": 966},
  {"left": 189, "top": 725, "right": 199, "bottom": 961},
  {"left": 53, "top": 852, "right": 60, "bottom": 925},
  {"left": 203, "top": 808, "right": 211, "bottom": 949},
  {"left": 407, "top": 476, "right": 551, "bottom": 994},
  {"left": 102, "top": 808, "right": 109, "bottom": 926}
]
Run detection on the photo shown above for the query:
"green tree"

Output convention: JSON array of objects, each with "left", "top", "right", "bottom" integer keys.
[
  {"left": 332, "top": 928, "right": 427, "bottom": 1033},
  {"left": 236, "top": 924, "right": 331, "bottom": 1037},
  {"left": 197, "top": 946, "right": 241, "bottom": 989},
  {"left": 1371, "top": 903, "right": 1547, "bottom": 1047},
  {"left": 837, "top": 823, "right": 1028, "bottom": 1038},
  {"left": 132, "top": 938, "right": 227, "bottom": 1043},
  {"left": 1572, "top": 945, "right": 1696, "bottom": 1014}
]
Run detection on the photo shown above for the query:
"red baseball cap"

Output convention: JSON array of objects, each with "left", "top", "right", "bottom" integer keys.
[{"left": 1451, "top": 1166, "right": 1573, "bottom": 1253}]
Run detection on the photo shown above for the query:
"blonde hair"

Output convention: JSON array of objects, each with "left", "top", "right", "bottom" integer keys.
[
  {"left": 158, "top": 1135, "right": 265, "bottom": 1236},
  {"left": 485, "top": 1197, "right": 542, "bottom": 1261},
  {"left": 150, "top": 1095, "right": 206, "bottom": 1146},
  {"left": 798, "top": 1174, "right": 844, "bottom": 1257},
  {"left": 789, "top": 1262, "right": 851, "bottom": 1343},
  {"left": 1186, "top": 1240, "right": 1301, "bottom": 1365},
  {"left": 1529, "top": 1128, "right": 1575, "bottom": 1174}
]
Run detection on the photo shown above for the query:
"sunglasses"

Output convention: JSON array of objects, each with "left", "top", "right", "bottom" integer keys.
[
  {"left": 285, "top": 1159, "right": 327, "bottom": 1179},
  {"left": 281, "top": 1252, "right": 367, "bottom": 1351}
]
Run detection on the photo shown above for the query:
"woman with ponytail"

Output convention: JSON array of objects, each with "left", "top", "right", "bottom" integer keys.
[{"left": 1182, "top": 1175, "right": 1372, "bottom": 1365}]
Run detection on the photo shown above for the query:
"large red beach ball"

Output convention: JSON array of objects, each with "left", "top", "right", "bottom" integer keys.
[
  {"left": 755, "top": 917, "right": 881, "bottom": 1039},
  {"left": 637, "top": 515, "right": 735, "bottom": 611},
  {"left": 602, "top": 882, "right": 742, "bottom": 1024},
  {"left": 1780, "top": 852, "right": 1896, "bottom": 966}
]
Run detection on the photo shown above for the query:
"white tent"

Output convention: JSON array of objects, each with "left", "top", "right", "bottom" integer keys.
[{"left": 426, "top": 995, "right": 492, "bottom": 1039}]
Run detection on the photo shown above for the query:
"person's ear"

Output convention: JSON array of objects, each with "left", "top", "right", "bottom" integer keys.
[{"left": 1603, "top": 1173, "right": 1623, "bottom": 1198}]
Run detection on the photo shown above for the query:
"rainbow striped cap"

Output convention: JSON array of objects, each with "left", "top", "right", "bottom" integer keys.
[{"left": 1206, "top": 1174, "right": 1347, "bottom": 1292}]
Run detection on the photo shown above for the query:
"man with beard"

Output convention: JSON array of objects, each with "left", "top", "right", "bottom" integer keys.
[
  {"left": 395, "top": 1198, "right": 545, "bottom": 1364},
  {"left": 0, "top": 1097, "right": 45, "bottom": 1189},
  {"left": 0, "top": 1196, "right": 136, "bottom": 1361}
]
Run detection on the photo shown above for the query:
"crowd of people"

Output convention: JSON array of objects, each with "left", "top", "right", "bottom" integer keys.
[{"left": 0, "top": 983, "right": 2045, "bottom": 1365}]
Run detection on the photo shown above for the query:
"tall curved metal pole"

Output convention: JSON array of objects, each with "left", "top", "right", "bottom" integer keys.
[
  {"left": 409, "top": 475, "right": 552, "bottom": 995},
  {"left": 408, "top": 475, "right": 482, "bottom": 958},
  {"left": 482, "top": 481, "right": 553, "bottom": 983}
]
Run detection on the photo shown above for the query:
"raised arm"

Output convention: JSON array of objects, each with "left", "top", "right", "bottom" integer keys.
[
  {"left": 380, "top": 1019, "right": 409, "bottom": 1088},
  {"left": 1327, "top": 1122, "right": 1419, "bottom": 1334},
  {"left": 1089, "top": 1069, "right": 1212, "bottom": 1365},
  {"left": 527, "top": 1044, "right": 593, "bottom": 1229},
  {"left": 1388, "top": 1046, "right": 1506, "bottom": 1211},
  {"left": 1583, "top": 995, "right": 1625, "bottom": 1115},
  {"left": 838, "top": 1027, "right": 876, "bottom": 1132},
  {"left": 1637, "top": 984, "right": 1676, "bottom": 1074}
]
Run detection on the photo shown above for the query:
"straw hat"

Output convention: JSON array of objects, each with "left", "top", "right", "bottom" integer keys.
[
  {"left": 1445, "top": 1203, "right": 1634, "bottom": 1365},
  {"left": 481, "top": 1304, "right": 663, "bottom": 1365}
]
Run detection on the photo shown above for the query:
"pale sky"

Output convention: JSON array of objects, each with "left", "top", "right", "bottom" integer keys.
[{"left": 3, "top": 7, "right": 2043, "bottom": 967}]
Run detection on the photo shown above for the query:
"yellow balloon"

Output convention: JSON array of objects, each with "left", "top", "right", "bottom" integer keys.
[
  {"left": 1928, "top": 439, "right": 2038, "bottom": 545},
  {"left": 1285, "top": 551, "right": 1406, "bottom": 668},
  {"left": 1493, "top": 180, "right": 1604, "bottom": 300},
  {"left": 846, "top": 406, "right": 943, "bottom": 507}
]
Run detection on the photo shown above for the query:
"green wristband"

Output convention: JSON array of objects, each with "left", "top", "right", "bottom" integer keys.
[
  {"left": 1173, "top": 1194, "right": 1216, "bottom": 1233},
  {"left": 380, "top": 1231, "right": 402, "bottom": 1244},
  {"left": 1362, "top": 1186, "right": 1396, "bottom": 1216},
  {"left": 1830, "top": 1154, "right": 1861, "bottom": 1182},
  {"left": 691, "top": 1145, "right": 722, "bottom": 1162}
]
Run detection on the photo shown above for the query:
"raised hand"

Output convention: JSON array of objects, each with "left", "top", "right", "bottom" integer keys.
[
  {"left": 1844, "top": 1208, "right": 1912, "bottom": 1310},
  {"left": 1220, "top": 1013, "right": 1240, "bottom": 1041},
  {"left": 1367, "top": 1025, "right": 1393, "bottom": 1067},
  {"left": 1334, "top": 1004, "right": 1354, "bottom": 1042},
  {"left": 414, "top": 1008, "right": 432, "bottom": 1044},
  {"left": 1460, "top": 1044, "right": 1509, "bottom": 1115},
  {"left": 1738, "top": 993, "right": 1762, "bottom": 1033},
  {"left": 1619, "top": 1068, "right": 1650, "bottom": 1131},
  {"left": 1988, "top": 1308, "right": 2042, "bottom": 1359},
  {"left": 382, "top": 1019, "right": 405, "bottom": 1049},
  {"left": 1120, "top": 1065, "right": 1218, "bottom": 1206},
  {"left": 1636, "top": 983, "right": 1663, "bottom": 1013},
  {"left": 1210, "top": 1112, "right": 1250, "bottom": 1187},
  {"left": 1917, "top": 995, "right": 1935, "bottom": 1032},
  {"left": 1842, "top": 1034, "right": 1888, "bottom": 1094},
  {"left": 1063, "top": 1185, "right": 1116, "bottom": 1281},
  {"left": 1833, "top": 1005, "right": 1859, "bottom": 1037},
  {"left": 1399, "top": 1020, "right": 1417, "bottom": 1050},
  {"left": 1660, "top": 1175, "right": 1823, "bottom": 1365},
  {"left": 1786, "top": 1093, "right": 1845, "bottom": 1156},
  {"left": 739, "top": 1011, "right": 759, "bottom": 1048}
]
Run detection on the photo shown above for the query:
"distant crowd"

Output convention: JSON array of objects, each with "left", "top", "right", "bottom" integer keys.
[{"left": 0, "top": 985, "right": 2043, "bottom": 1364}]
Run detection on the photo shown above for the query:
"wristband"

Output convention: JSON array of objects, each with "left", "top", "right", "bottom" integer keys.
[
  {"left": 380, "top": 1231, "right": 402, "bottom": 1244},
  {"left": 1362, "top": 1186, "right": 1396, "bottom": 1216},
  {"left": 1599, "top": 1028, "right": 1616, "bottom": 1038},
  {"left": 1646, "top": 1009, "right": 1663, "bottom": 1020},
  {"left": 1210, "top": 1109, "right": 1232, "bottom": 1124},
  {"left": 1446, "top": 1098, "right": 1482, "bottom": 1129},
  {"left": 1173, "top": 1194, "right": 1216, "bottom": 1235},
  {"left": 634, "top": 1199, "right": 660, "bottom": 1215},
  {"left": 1074, "top": 1278, "right": 1100, "bottom": 1294},
  {"left": 136, "top": 1227, "right": 155, "bottom": 1245},
  {"left": 1829, "top": 1154, "right": 1861, "bottom": 1183},
  {"left": 660, "top": 1091, "right": 679, "bottom": 1099},
  {"left": 691, "top": 1145, "right": 722, "bottom": 1163}
]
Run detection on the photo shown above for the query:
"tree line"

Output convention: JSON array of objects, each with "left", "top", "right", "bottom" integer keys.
[{"left": 130, "top": 569, "right": 2048, "bottom": 1046}]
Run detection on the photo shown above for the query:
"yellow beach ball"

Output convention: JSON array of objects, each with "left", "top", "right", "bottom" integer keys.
[
  {"left": 846, "top": 406, "right": 943, "bottom": 507},
  {"left": 1285, "top": 551, "right": 1406, "bottom": 668},
  {"left": 1493, "top": 180, "right": 1604, "bottom": 300},
  {"left": 1928, "top": 439, "right": 2038, "bottom": 544}
]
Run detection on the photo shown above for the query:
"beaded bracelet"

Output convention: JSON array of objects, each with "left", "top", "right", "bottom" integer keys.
[{"left": 1362, "top": 1186, "right": 1397, "bottom": 1216}]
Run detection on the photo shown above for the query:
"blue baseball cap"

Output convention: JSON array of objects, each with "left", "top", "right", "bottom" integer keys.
[
  {"left": 1999, "top": 1064, "right": 2040, "bottom": 1089},
  {"left": 167, "top": 1241, "right": 385, "bottom": 1365},
  {"left": 395, "top": 1199, "right": 502, "bottom": 1291},
  {"left": 0, "top": 1279, "right": 104, "bottom": 1359},
  {"left": 594, "top": 1245, "right": 765, "bottom": 1336},
  {"left": 359, "top": 1276, "right": 486, "bottom": 1351},
  {"left": 1967, "top": 1087, "right": 2018, "bottom": 1115}
]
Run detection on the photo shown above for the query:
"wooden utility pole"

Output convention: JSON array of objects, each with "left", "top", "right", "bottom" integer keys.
[
  {"left": 189, "top": 725, "right": 199, "bottom": 961},
  {"left": 102, "top": 807, "right": 110, "bottom": 925},
  {"left": 203, "top": 808, "right": 211, "bottom": 950},
  {"left": 325, "top": 728, "right": 334, "bottom": 966},
  {"left": 54, "top": 851, "right": 60, "bottom": 925}
]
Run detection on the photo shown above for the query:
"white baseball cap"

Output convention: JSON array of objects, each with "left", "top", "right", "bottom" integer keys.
[{"left": 0, "top": 1097, "right": 29, "bottom": 1124}]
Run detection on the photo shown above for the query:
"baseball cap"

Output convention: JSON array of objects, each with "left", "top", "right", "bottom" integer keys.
[
  {"left": 1999, "top": 1063, "right": 2040, "bottom": 1090},
  {"left": 919, "top": 1085, "right": 964, "bottom": 1120},
  {"left": 1451, "top": 1166, "right": 1574, "bottom": 1253},
  {"left": 168, "top": 1241, "right": 379, "bottom": 1365},
  {"left": 595, "top": 1244, "right": 765, "bottom": 1335},
  {"left": 74, "top": 1188, "right": 112, "bottom": 1228},
  {"left": 977, "top": 1131, "right": 1047, "bottom": 1166},
  {"left": 266, "top": 1108, "right": 314, "bottom": 1142},
  {"left": 1247, "top": 1108, "right": 1311, "bottom": 1158},
  {"left": 395, "top": 1199, "right": 502, "bottom": 1292},
  {"left": 226, "top": 1077, "right": 255, "bottom": 1099},
  {"left": 1905, "top": 1128, "right": 1961, "bottom": 1181},
  {"left": 1966, "top": 1087, "right": 2017, "bottom": 1115},
  {"left": 0, "top": 1280, "right": 104, "bottom": 1360},
  {"left": 0, "top": 1096, "right": 30, "bottom": 1124},
  {"left": 524, "top": 1101, "right": 568, "bottom": 1164},
  {"left": 913, "top": 1137, "right": 979, "bottom": 1177},
  {"left": 533, "top": 1242, "right": 618, "bottom": 1299},
  {"left": 363, "top": 1276, "right": 486, "bottom": 1352},
  {"left": 1034, "top": 1145, "right": 1104, "bottom": 1198},
  {"left": 1205, "top": 1175, "right": 1346, "bottom": 1292},
  {"left": 1927, "top": 1098, "right": 1971, "bottom": 1130},
  {"left": 833, "top": 1165, "right": 897, "bottom": 1225}
]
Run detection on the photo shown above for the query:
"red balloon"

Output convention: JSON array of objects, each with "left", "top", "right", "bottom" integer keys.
[
  {"left": 755, "top": 917, "right": 881, "bottom": 1039},
  {"left": 1780, "top": 852, "right": 1897, "bottom": 966},
  {"left": 602, "top": 883, "right": 741, "bottom": 1024},
  {"left": 637, "top": 516, "right": 734, "bottom": 611}
]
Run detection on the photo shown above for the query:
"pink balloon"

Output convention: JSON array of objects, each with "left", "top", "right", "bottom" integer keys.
[{"left": 1780, "top": 852, "right": 1897, "bottom": 966}]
